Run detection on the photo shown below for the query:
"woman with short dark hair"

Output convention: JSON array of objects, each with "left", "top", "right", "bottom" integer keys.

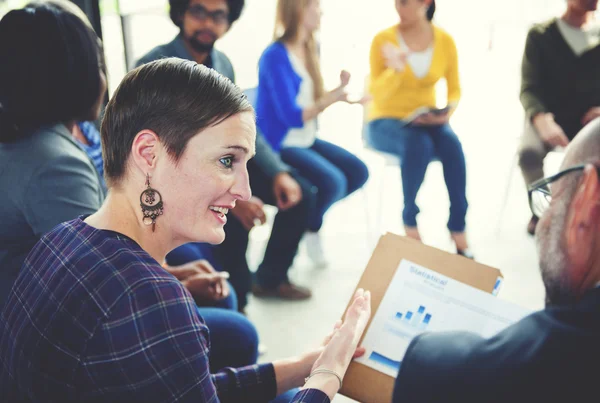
[
  {"left": 0, "top": 1, "right": 106, "bottom": 310},
  {"left": 0, "top": 57, "right": 371, "bottom": 402}
]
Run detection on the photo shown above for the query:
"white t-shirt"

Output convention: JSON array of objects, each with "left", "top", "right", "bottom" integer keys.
[
  {"left": 282, "top": 52, "right": 318, "bottom": 148},
  {"left": 398, "top": 32, "right": 434, "bottom": 79},
  {"left": 556, "top": 18, "right": 600, "bottom": 56}
]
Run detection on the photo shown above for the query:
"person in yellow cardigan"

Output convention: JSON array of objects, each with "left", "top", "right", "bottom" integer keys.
[{"left": 367, "top": 0, "right": 472, "bottom": 258}]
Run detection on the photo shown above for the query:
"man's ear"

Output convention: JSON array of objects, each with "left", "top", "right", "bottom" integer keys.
[
  {"left": 565, "top": 165, "right": 600, "bottom": 266},
  {"left": 130, "top": 130, "right": 160, "bottom": 174}
]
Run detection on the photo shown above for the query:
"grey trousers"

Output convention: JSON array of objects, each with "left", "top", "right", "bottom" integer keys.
[{"left": 518, "top": 120, "right": 553, "bottom": 186}]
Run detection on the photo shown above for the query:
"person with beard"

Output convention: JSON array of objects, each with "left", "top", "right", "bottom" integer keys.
[
  {"left": 391, "top": 118, "right": 600, "bottom": 402},
  {"left": 519, "top": 0, "right": 600, "bottom": 236},
  {"left": 136, "top": 0, "right": 317, "bottom": 309}
]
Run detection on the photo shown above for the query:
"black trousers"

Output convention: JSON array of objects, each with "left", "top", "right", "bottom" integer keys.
[{"left": 214, "top": 162, "right": 315, "bottom": 310}]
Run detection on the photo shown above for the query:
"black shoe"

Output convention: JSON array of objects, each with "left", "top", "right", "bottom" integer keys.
[{"left": 527, "top": 215, "right": 539, "bottom": 236}]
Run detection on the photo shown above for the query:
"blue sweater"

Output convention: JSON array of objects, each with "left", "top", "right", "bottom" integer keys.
[{"left": 256, "top": 41, "right": 306, "bottom": 152}]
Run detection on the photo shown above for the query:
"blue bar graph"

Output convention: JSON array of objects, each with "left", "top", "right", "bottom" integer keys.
[
  {"left": 393, "top": 305, "right": 432, "bottom": 330},
  {"left": 369, "top": 351, "right": 402, "bottom": 372}
]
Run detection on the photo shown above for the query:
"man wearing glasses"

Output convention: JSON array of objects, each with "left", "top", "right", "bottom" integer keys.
[
  {"left": 392, "top": 118, "right": 600, "bottom": 402},
  {"left": 136, "top": 0, "right": 315, "bottom": 312}
]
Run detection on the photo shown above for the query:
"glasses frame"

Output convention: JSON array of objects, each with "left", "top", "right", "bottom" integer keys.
[
  {"left": 527, "top": 164, "right": 588, "bottom": 218},
  {"left": 186, "top": 4, "right": 230, "bottom": 25}
]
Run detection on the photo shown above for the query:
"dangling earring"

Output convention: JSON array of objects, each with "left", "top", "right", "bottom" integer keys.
[{"left": 140, "top": 173, "right": 163, "bottom": 232}]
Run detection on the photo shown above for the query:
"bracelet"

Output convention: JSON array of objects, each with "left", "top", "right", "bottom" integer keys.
[{"left": 304, "top": 368, "right": 343, "bottom": 390}]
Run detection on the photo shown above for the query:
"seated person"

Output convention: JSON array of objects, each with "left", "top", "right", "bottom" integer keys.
[
  {"left": 0, "top": 0, "right": 106, "bottom": 311},
  {"left": 518, "top": 0, "right": 600, "bottom": 235},
  {"left": 0, "top": 0, "right": 258, "bottom": 374},
  {"left": 0, "top": 57, "right": 371, "bottom": 402},
  {"left": 367, "top": 0, "right": 472, "bottom": 258},
  {"left": 137, "top": 0, "right": 316, "bottom": 305},
  {"left": 393, "top": 118, "right": 600, "bottom": 402},
  {"left": 256, "top": 0, "right": 369, "bottom": 266}
]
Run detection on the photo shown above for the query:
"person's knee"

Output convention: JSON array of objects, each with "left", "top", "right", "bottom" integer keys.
[
  {"left": 226, "top": 312, "right": 259, "bottom": 362},
  {"left": 318, "top": 169, "right": 348, "bottom": 203},
  {"left": 405, "top": 134, "right": 435, "bottom": 161},
  {"left": 518, "top": 147, "right": 544, "bottom": 170},
  {"left": 348, "top": 159, "right": 369, "bottom": 193}
]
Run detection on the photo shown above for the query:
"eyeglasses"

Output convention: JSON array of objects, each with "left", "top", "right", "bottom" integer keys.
[
  {"left": 528, "top": 164, "right": 588, "bottom": 218},
  {"left": 186, "top": 4, "right": 229, "bottom": 25}
]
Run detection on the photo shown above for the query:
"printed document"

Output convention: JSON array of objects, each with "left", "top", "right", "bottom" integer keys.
[{"left": 355, "top": 259, "right": 532, "bottom": 377}]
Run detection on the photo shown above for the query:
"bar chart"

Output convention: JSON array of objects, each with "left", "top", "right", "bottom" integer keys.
[
  {"left": 393, "top": 305, "right": 433, "bottom": 330},
  {"left": 368, "top": 351, "right": 402, "bottom": 372}
]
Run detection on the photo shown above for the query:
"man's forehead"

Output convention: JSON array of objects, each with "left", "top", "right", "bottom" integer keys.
[{"left": 189, "top": 0, "right": 229, "bottom": 11}]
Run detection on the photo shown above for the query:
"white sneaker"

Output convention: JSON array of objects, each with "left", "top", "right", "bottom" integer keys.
[{"left": 304, "top": 232, "right": 328, "bottom": 268}]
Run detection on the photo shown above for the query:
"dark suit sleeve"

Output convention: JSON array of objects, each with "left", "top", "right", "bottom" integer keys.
[{"left": 393, "top": 331, "right": 484, "bottom": 402}]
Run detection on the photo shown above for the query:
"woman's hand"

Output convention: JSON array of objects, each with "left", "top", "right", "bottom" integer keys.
[
  {"left": 382, "top": 42, "right": 408, "bottom": 72},
  {"left": 414, "top": 111, "right": 450, "bottom": 126},
  {"left": 339, "top": 70, "right": 351, "bottom": 88},
  {"left": 303, "top": 289, "right": 371, "bottom": 399}
]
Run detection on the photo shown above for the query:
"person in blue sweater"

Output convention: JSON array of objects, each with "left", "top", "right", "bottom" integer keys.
[{"left": 256, "top": 0, "right": 369, "bottom": 266}]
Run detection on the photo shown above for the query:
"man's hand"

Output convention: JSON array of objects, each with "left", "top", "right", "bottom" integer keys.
[
  {"left": 533, "top": 113, "right": 569, "bottom": 148},
  {"left": 230, "top": 196, "right": 266, "bottom": 231},
  {"left": 164, "top": 259, "right": 230, "bottom": 303},
  {"left": 273, "top": 172, "right": 302, "bottom": 211},
  {"left": 582, "top": 107, "right": 600, "bottom": 126},
  {"left": 182, "top": 272, "right": 230, "bottom": 303}
]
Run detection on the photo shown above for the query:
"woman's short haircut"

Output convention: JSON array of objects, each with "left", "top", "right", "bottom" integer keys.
[
  {"left": 101, "top": 58, "right": 253, "bottom": 188},
  {"left": 0, "top": 2, "right": 102, "bottom": 143},
  {"left": 169, "top": 0, "right": 245, "bottom": 28}
]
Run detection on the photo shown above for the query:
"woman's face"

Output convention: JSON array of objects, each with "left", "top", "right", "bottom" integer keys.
[
  {"left": 302, "top": 0, "right": 321, "bottom": 33},
  {"left": 395, "top": 0, "right": 428, "bottom": 25},
  {"left": 156, "top": 111, "right": 255, "bottom": 245}
]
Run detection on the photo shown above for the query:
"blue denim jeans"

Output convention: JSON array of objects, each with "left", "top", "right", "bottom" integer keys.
[
  {"left": 280, "top": 139, "right": 369, "bottom": 231},
  {"left": 167, "top": 244, "right": 259, "bottom": 372},
  {"left": 367, "top": 119, "right": 468, "bottom": 232}
]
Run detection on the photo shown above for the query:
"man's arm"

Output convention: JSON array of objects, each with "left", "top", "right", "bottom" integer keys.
[
  {"left": 254, "top": 131, "right": 290, "bottom": 179},
  {"left": 520, "top": 28, "right": 548, "bottom": 121}
]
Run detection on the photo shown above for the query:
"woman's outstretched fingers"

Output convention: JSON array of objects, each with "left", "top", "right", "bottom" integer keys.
[{"left": 352, "top": 346, "right": 367, "bottom": 359}]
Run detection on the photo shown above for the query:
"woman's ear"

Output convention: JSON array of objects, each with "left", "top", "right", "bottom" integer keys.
[{"left": 130, "top": 130, "right": 160, "bottom": 173}]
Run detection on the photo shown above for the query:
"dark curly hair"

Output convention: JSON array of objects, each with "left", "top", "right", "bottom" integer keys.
[{"left": 169, "top": 0, "right": 245, "bottom": 29}]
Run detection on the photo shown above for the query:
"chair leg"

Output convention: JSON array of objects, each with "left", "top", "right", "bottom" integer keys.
[
  {"left": 496, "top": 153, "right": 519, "bottom": 234},
  {"left": 361, "top": 187, "right": 373, "bottom": 243}
]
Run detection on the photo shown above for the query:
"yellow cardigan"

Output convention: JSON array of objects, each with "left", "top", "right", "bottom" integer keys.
[{"left": 368, "top": 24, "right": 461, "bottom": 121}]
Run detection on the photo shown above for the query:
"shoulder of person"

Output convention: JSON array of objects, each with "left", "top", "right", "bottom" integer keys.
[
  {"left": 372, "top": 25, "right": 399, "bottom": 43},
  {"left": 433, "top": 25, "right": 456, "bottom": 47},
  {"left": 42, "top": 220, "right": 193, "bottom": 315},
  {"left": 261, "top": 41, "right": 288, "bottom": 60},
  {"left": 17, "top": 125, "right": 90, "bottom": 172},
  {"left": 211, "top": 48, "right": 235, "bottom": 79},
  {"left": 527, "top": 18, "right": 558, "bottom": 39},
  {"left": 212, "top": 48, "right": 232, "bottom": 66},
  {"left": 135, "top": 41, "right": 176, "bottom": 67}
]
